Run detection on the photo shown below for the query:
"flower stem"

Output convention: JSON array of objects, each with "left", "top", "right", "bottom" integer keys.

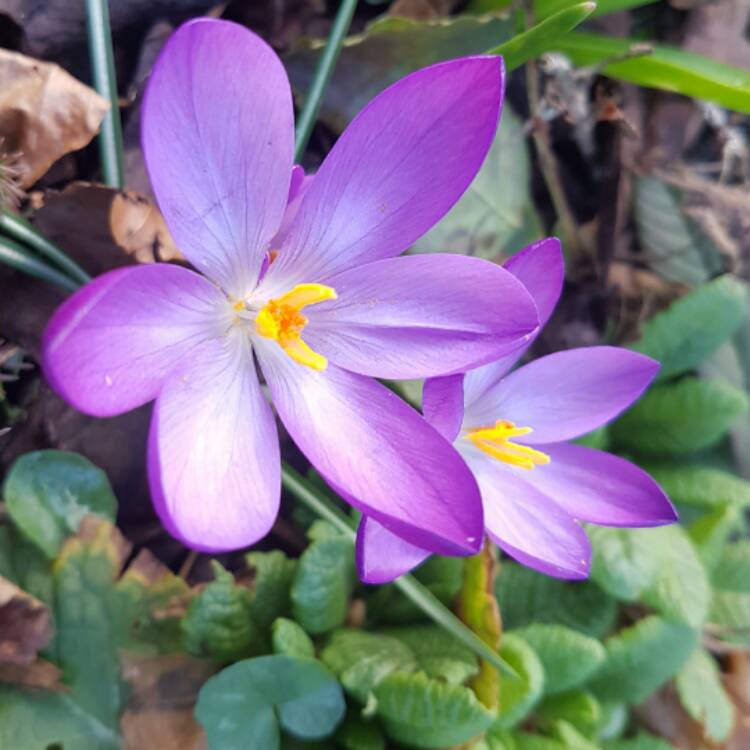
[
  {"left": 293, "top": 0, "right": 359, "bottom": 162},
  {"left": 0, "top": 236, "right": 80, "bottom": 292},
  {"left": 280, "top": 462, "right": 516, "bottom": 677},
  {"left": 0, "top": 212, "right": 91, "bottom": 286},
  {"left": 85, "top": 0, "right": 125, "bottom": 188}
]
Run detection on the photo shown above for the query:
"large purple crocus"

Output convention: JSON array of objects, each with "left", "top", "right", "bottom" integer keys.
[
  {"left": 41, "top": 19, "right": 541, "bottom": 556},
  {"left": 357, "top": 239, "right": 678, "bottom": 583}
]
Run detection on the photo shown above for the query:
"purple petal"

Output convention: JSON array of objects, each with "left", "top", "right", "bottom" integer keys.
[
  {"left": 303, "top": 254, "right": 537, "bottom": 379},
  {"left": 356, "top": 516, "right": 431, "bottom": 584},
  {"left": 148, "top": 336, "right": 280, "bottom": 551},
  {"left": 466, "top": 452, "right": 590, "bottom": 579},
  {"left": 521, "top": 443, "right": 677, "bottom": 527},
  {"left": 263, "top": 56, "right": 504, "bottom": 287},
  {"left": 42, "top": 265, "right": 223, "bottom": 417},
  {"left": 464, "top": 237, "right": 564, "bottom": 406},
  {"left": 423, "top": 374, "right": 465, "bottom": 443},
  {"left": 256, "top": 341, "right": 484, "bottom": 555},
  {"left": 142, "top": 19, "right": 294, "bottom": 297},
  {"left": 466, "top": 347, "right": 660, "bottom": 444}
]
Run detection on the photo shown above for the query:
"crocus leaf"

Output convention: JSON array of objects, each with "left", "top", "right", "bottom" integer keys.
[
  {"left": 557, "top": 31, "right": 750, "bottom": 115},
  {"left": 534, "top": 0, "right": 659, "bottom": 18},
  {"left": 486, "top": 3, "right": 597, "bottom": 72},
  {"left": 494, "top": 634, "right": 545, "bottom": 730},
  {"left": 3, "top": 450, "right": 117, "bottom": 559},
  {"left": 630, "top": 275, "right": 747, "bottom": 381},
  {"left": 195, "top": 655, "right": 345, "bottom": 749},
  {"left": 642, "top": 464, "right": 750, "bottom": 510},
  {"left": 675, "top": 648, "right": 734, "bottom": 742},
  {"left": 272, "top": 618, "right": 316, "bottom": 660}
]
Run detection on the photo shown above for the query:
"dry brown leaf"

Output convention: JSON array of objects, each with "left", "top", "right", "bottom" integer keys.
[
  {"left": 0, "top": 575, "right": 53, "bottom": 665},
  {"left": 0, "top": 658, "right": 63, "bottom": 691},
  {"left": 0, "top": 49, "right": 108, "bottom": 188}
]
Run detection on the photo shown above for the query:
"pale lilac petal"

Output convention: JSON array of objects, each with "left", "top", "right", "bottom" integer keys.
[
  {"left": 256, "top": 341, "right": 483, "bottom": 555},
  {"left": 303, "top": 255, "right": 537, "bottom": 379},
  {"left": 521, "top": 443, "right": 677, "bottom": 527},
  {"left": 142, "top": 19, "right": 294, "bottom": 296},
  {"left": 465, "top": 452, "right": 590, "bottom": 579},
  {"left": 42, "top": 265, "right": 224, "bottom": 418},
  {"left": 273, "top": 167, "right": 314, "bottom": 248},
  {"left": 356, "top": 516, "right": 431, "bottom": 584},
  {"left": 263, "top": 56, "right": 504, "bottom": 288},
  {"left": 423, "top": 374, "right": 465, "bottom": 443},
  {"left": 466, "top": 348, "right": 660, "bottom": 444},
  {"left": 148, "top": 336, "right": 280, "bottom": 551},
  {"left": 288, "top": 165, "right": 306, "bottom": 203},
  {"left": 464, "top": 238, "right": 564, "bottom": 406}
]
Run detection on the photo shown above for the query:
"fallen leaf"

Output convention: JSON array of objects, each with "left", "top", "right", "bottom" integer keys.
[
  {"left": 0, "top": 658, "right": 63, "bottom": 690},
  {"left": 0, "top": 574, "right": 52, "bottom": 665},
  {"left": 0, "top": 49, "right": 108, "bottom": 188}
]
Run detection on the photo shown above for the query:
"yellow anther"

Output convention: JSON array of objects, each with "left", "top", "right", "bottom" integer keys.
[
  {"left": 255, "top": 283, "right": 337, "bottom": 371},
  {"left": 466, "top": 419, "right": 550, "bottom": 470}
]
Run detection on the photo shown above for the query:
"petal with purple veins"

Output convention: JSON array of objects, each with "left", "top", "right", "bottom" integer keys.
[{"left": 356, "top": 516, "right": 431, "bottom": 584}]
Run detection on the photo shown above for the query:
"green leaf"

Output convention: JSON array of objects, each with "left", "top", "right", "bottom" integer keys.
[
  {"left": 291, "top": 535, "right": 354, "bottom": 635},
  {"left": 195, "top": 655, "right": 345, "bottom": 748},
  {"left": 513, "top": 624, "right": 605, "bottom": 695},
  {"left": 587, "top": 616, "right": 697, "bottom": 704},
  {"left": 495, "top": 634, "right": 545, "bottom": 729},
  {"left": 3, "top": 450, "right": 117, "bottom": 558},
  {"left": 487, "top": 3, "right": 596, "bottom": 71},
  {"left": 675, "top": 648, "right": 733, "bottom": 742},
  {"left": 557, "top": 32, "right": 750, "bottom": 115},
  {"left": 709, "top": 541, "right": 750, "bottom": 632},
  {"left": 181, "top": 561, "right": 261, "bottom": 662},
  {"left": 610, "top": 377, "right": 749, "bottom": 456},
  {"left": 374, "top": 671, "right": 496, "bottom": 748},
  {"left": 604, "top": 732, "right": 677, "bottom": 750},
  {"left": 537, "top": 690, "right": 601, "bottom": 737},
  {"left": 630, "top": 275, "right": 747, "bottom": 381},
  {"left": 273, "top": 617, "right": 316, "bottom": 660},
  {"left": 642, "top": 464, "right": 750, "bottom": 510},
  {"left": 688, "top": 505, "right": 741, "bottom": 571},
  {"left": 535, "top": 0, "right": 659, "bottom": 18},
  {"left": 496, "top": 562, "right": 616, "bottom": 638},
  {"left": 548, "top": 720, "right": 601, "bottom": 750},
  {"left": 247, "top": 550, "right": 298, "bottom": 631},
  {"left": 334, "top": 715, "right": 386, "bottom": 750}
]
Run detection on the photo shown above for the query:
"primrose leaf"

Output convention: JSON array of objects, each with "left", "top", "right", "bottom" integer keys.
[
  {"left": 604, "top": 733, "right": 678, "bottom": 750},
  {"left": 709, "top": 541, "right": 750, "bottom": 635},
  {"left": 512, "top": 624, "right": 605, "bottom": 695},
  {"left": 630, "top": 275, "right": 747, "bottom": 381},
  {"left": 586, "top": 616, "right": 698, "bottom": 704},
  {"left": 642, "top": 463, "right": 750, "bottom": 510},
  {"left": 536, "top": 690, "right": 601, "bottom": 737},
  {"left": 688, "top": 505, "right": 741, "bottom": 571},
  {"left": 610, "top": 377, "right": 749, "bottom": 455},
  {"left": 494, "top": 634, "right": 545, "bottom": 730},
  {"left": 246, "top": 550, "right": 297, "bottom": 630},
  {"left": 3, "top": 450, "right": 117, "bottom": 559},
  {"left": 675, "top": 648, "right": 734, "bottom": 742},
  {"left": 195, "top": 655, "right": 345, "bottom": 749},
  {"left": 272, "top": 617, "right": 315, "bottom": 660}
]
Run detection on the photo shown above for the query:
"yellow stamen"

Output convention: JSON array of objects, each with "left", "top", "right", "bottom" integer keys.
[
  {"left": 466, "top": 419, "right": 550, "bottom": 470},
  {"left": 255, "top": 283, "right": 337, "bottom": 370}
]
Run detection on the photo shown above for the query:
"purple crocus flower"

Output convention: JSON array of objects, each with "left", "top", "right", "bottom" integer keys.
[
  {"left": 41, "top": 19, "right": 541, "bottom": 556},
  {"left": 357, "top": 238, "right": 678, "bottom": 583}
]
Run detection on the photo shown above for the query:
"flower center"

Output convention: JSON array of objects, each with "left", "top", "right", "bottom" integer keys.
[
  {"left": 254, "top": 283, "right": 337, "bottom": 371},
  {"left": 465, "top": 419, "right": 550, "bottom": 470}
]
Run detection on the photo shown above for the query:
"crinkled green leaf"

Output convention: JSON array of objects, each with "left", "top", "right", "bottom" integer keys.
[
  {"left": 513, "top": 624, "right": 605, "bottom": 695},
  {"left": 3, "top": 450, "right": 117, "bottom": 558},
  {"left": 495, "top": 634, "right": 545, "bottom": 730},
  {"left": 247, "top": 550, "right": 298, "bottom": 630},
  {"left": 675, "top": 648, "right": 733, "bottom": 742},
  {"left": 688, "top": 505, "right": 741, "bottom": 571},
  {"left": 587, "top": 616, "right": 698, "bottom": 704},
  {"left": 195, "top": 654, "right": 345, "bottom": 749},
  {"left": 537, "top": 690, "right": 601, "bottom": 737},
  {"left": 548, "top": 720, "right": 601, "bottom": 750},
  {"left": 610, "top": 377, "right": 749, "bottom": 456},
  {"left": 273, "top": 617, "right": 315, "bottom": 660},
  {"left": 333, "top": 715, "right": 385, "bottom": 750},
  {"left": 713, "top": 541, "right": 750, "bottom": 592},
  {"left": 643, "top": 464, "right": 750, "bottom": 510},
  {"left": 630, "top": 275, "right": 747, "bottom": 381}
]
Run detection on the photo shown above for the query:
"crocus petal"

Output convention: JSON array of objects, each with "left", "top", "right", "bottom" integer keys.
[
  {"left": 263, "top": 56, "right": 504, "bottom": 289},
  {"left": 465, "top": 452, "right": 590, "bottom": 579},
  {"left": 303, "top": 255, "right": 537, "bottom": 379},
  {"left": 256, "top": 341, "right": 483, "bottom": 555},
  {"left": 466, "top": 347, "right": 660, "bottom": 444},
  {"left": 521, "top": 443, "right": 677, "bottom": 527},
  {"left": 464, "top": 237, "right": 564, "bottom": 406},
  {"left": 42, "top": 265, "right": 224, "bottom": 418},
  {"left": 423, "top": 374, "right": 465, "bottom": 443},
  {"left": 356, "top": 516, "right": 431, "bottom": 584},
  {"left": 148, "top": 335, "right": 280, "bottom": 552},
  {"left": 142, "top": 19, "right": 294, "bottom": 297}
]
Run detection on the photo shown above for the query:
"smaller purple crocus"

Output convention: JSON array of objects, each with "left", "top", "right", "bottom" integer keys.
[
  {"left": 357, "top": 239, "right": 678, "bottom": 583},
  {"left": 41, "top": 19, "right": 541, "bottom": 557}
]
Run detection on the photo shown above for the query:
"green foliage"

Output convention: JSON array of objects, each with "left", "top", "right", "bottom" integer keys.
[
  {"left": 537, "top": 691, "right": 601, "bottom": 737},
  {"left": 3, "top": 450, "right": 117, "bottom": 558},
  {"left": 708, "top": 541, "right": 750, "bottom": 634},
  {"left": 675, "top": 648, "right": 733, "bottom": 742},
  {"left": 333, "top": 715, "right": 386, "bottom": 750},
  {"left": 513, "top": 624, "right": 606, "bottom": 695},
  {"left": 604, "top": 732, "right": 679, "bottom": 750},
  {"left": 291, "top": 534, "right": 354, "bottom": 634},
  {"left": 247, "top": 549, "right": 298, "bottom": 630},
  {"left": 644, "top": 463, "right": 750, "bottom": 510},
  {"left": 630, "top": 275, "right": 747, "bottom": 381},
  {"left": 495, "top": 634, "right": 545, "bottom": 729},
  {"left": 610, "top": 377, "right": 748, "bottom": 456},
  {"left": 587, "top": 617, "right": 698, "bottom": 704},
  {"left": 273, "top": 617, "right": 316, "bottom": 659},
  {"left": 195, "top": 655, "right": 345, "bottom": 749},
  {"left": 688, "top": 505, "right": 741, "bottom": 571}
]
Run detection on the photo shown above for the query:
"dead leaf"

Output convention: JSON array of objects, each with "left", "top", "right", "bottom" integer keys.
[
  {"left": 0, "top": 49, "right": 108, "bottom": 188},
  {"left": 0, "top": 659, "right": 63, "bottom": 690},
  {"left": 0, "top": 575, "right": 52, "bottom": 665}
]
